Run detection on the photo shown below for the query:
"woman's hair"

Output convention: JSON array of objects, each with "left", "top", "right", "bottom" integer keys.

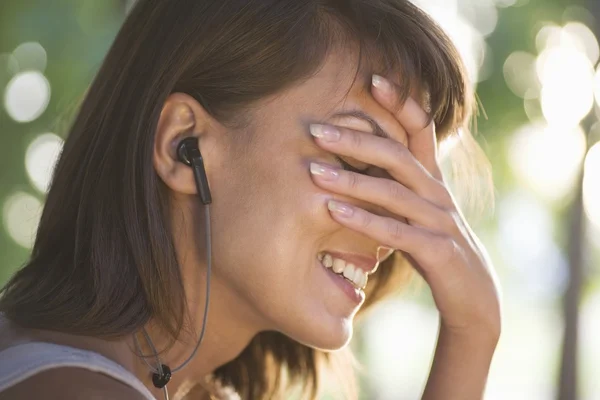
[{"left": 0, "top": 0, "right": 486, "bottom": 398}]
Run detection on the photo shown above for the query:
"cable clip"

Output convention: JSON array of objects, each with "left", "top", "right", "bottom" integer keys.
[{"left": 152, "top": 364, "right": 172, "bottom": 388}]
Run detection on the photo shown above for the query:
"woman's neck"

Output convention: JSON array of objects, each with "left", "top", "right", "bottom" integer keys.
[{"left": 127, "top": 277, "right": 264, "bottom": 398}]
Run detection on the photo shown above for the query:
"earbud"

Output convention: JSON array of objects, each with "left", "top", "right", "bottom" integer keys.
[{"left": 176, "top": 137, "right": 212, "bottom": 205}]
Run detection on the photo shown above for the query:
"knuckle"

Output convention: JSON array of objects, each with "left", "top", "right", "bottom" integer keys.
[
  {"left": 435, "top": 236, "right": 460, "bottom": 265},
  {"left": 348, "top": 130, "right": 363, "bottom": 150},
  {"left": 358, "top": 210, "right": 373, "bottom": 229},
  {"left": 390, "top": 142, "right": 410, "bottom": 164},
  {"left": 386, "top": 181, "right": 407, "bottom": 202},
  {"left": 386, "top": 219, "right": 405, "bottom": 241},
  {"left": 346, "top": 171, "right": 361, "bottom": 191}
]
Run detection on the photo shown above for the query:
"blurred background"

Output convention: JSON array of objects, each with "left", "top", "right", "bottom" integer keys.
[{"left": 1, "top": 0, "right": 599, "bottom": 399}]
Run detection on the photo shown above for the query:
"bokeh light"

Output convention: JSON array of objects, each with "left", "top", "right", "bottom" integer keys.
[
  {"left": 537, "top": 47, "right": 595, "bottom": 127},
  {"left": 12, "top": 42, "right": 47, "bottom": 72},
  {"left": 536, "top": 23, "right": 599, "bottom": 64},
  {"left": 562, "top": 22, "right": 599, "bottom": 65},
  {"left": 496, "top": 191, "right": 568, "bottom": 301},
  {"left": 535, "top": 25, "right": 562, "bottom": 53},
  {"left": 362, "top": 299, "right": 438, "bottom": 399},
  {"left": 593, "top": 67, "right": 600, "bottom": 109},
  {"left": 25, "top": 133, "right": 64, "bottom": 193},
  {"left": 0, "top": 53, "right": 19, "bottom": 75},
  {"left": 523, "top": 96, "right": 543, "bottom": 122},
  {"left": 503, "top": 51, "right": 540, "bottom": 99},
  {"left": 509, "top": 122, "right": 587, "bottom": 202},
  {"left": 410, "top": 0, "right": 486, "bottom": 83},
  {"left": 3, "top": 70, "right": 50, "bottom": 123},
  {"left": 492, "top": 0, "right": 518, "bottom": 7},
  {"left": 533, "top": 23, "right": 598, "bottom": 128},
  {"left": 457, "top": 0, "right": 499, "bottom": 38},
  {"left": 486, "top": 302, "right": 561, "bottom": 400},
  {"left": 583, "top": 142, "right": 600, "bottom": 231},
  {"left": 2, "top": 191, "right": 42, "bottom": 249}
]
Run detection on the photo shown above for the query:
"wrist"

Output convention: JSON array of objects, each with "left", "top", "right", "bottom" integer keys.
[
  {"left": 439, "top": 323, "right": 500, "bottom": 355},
  {"left": 422, "top": 318, "right": 499, "bottom": 400},
  {"left": 439, "top": 319, "right": 500, "bottom": 349}
]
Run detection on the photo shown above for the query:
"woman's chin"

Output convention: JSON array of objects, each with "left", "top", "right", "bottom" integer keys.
[
  {"left": 310, "top": 335, "right": 352, "bottom": 351},
  {"left": 287, "top": 317, "right": 355, "bottom": 351}
]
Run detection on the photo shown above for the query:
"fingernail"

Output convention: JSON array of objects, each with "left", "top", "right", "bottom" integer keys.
[
  {"left": 310, "top": 162, "right": 339, "bottom": 180},
  {"left": 372, "top": 74, "right": 392, "bottom": 93},
  {"left": 328, "top": 200, "right": 354, "bottom": 217},
  {"left": 310, "top": 124, "right": 340, "bottom": 142}
]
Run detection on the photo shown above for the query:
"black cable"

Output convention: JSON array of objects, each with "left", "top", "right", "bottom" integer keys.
[{"left": 134, "top": 203, "right": 212, "bottom": 400}]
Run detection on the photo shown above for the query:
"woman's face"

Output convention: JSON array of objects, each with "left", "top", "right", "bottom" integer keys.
[{"left": 175, "top": 49, "right": 401, "bottom": 350}]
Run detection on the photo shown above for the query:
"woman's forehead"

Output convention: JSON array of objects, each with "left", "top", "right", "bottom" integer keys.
[
  {"left": 309, "top": 48, "right": 427, "bottom": 110},
  {"left": 253, "top": 47, "right": 427, "bottom": 129}
]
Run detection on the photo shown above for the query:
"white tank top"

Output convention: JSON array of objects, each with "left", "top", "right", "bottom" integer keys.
[{"left": 0, "top": 341, "right": 157, "bottom": 399}]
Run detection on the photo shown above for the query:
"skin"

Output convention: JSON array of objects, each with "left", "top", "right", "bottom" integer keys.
[{"left": 0, "top": 47, "right": 501, "bottom": 399}]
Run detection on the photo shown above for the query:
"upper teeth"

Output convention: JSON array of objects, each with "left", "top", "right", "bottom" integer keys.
[{"left": 318, "top": 252, "right": 368, "bottom": 290}]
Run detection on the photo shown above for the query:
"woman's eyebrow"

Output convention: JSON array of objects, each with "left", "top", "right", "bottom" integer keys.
[{"left": 329, "top": 109, "right": 391, "bottom": 139}]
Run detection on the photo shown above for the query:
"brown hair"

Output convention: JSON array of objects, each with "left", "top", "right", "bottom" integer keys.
[{"left": 0, "top": 0, "right": 483, "bottom": 398}]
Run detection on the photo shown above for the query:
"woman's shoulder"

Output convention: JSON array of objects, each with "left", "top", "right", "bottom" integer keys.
[
  {"left": 0, "top": 367, "right": 149, "bottom": 400},
  {"left": 0, "top": 315, "right": 153, "bottom": 400}
]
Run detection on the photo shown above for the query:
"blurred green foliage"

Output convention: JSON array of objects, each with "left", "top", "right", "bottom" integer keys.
[{"left": 2, "top": 1, "right": 599, "bottom": 399}]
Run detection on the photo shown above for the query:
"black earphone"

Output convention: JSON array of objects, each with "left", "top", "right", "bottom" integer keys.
[
  {"left": 141, "top": 136, "right": 213, "bottom": 397},
  {"left": 176, "top": 137, "right": 212, "bottom": 205}
]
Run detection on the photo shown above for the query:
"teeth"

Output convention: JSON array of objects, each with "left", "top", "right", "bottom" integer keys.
[
  {"left": 318, "top": 252, "right": 368, "bottom": 290},
  {"left": 343, "top": 263, "right": 355, "bottom": 280},
  {"left": 356, "top": 269, "right": 367, "bottom": 288},
  {"left": 323, "top": 253, "right": 333, "bottom": 268},
  {"left": 353, "top": 268, "right": 364, "bottom": 287},
  {"left": 359, "top": 275, "right": 366, "bottom": 289},
  {"left": 332, "top": 258, "right": 345, "bottom": 274}
]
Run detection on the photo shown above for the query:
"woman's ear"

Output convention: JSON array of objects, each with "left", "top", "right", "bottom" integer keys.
[{"left": 153, "top": 92, "right": 214, "bottom": 195}]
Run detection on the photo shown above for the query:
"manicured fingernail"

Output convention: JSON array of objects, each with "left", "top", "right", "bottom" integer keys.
[
  {"left": 328, "top": 200, "right": 354, "bottom": 217},
  {"left": 310, "top": 162, "right": 339, "bottom": 180},
  {"left": 372, "top": 74, "right": 392, "bottom": 93},
  {"left": 310, "top": 124, "right": 340, "bottom": 142}
]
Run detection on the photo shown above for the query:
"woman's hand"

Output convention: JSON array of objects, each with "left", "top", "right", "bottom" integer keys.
[{"left": 308, "top": 74, "right": 501, "bottom": 399}]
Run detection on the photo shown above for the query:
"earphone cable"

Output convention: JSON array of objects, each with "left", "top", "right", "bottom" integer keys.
[
  {"left": 134, "top": 203, "right": 212, "bottom": 400},
  {"left": 172, "top": 203, "right": 212, "bottom": 373}
]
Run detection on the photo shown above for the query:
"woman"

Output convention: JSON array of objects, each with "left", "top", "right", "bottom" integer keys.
[{"left": 0, "top": 0, "right": 501, "bottom": 399}]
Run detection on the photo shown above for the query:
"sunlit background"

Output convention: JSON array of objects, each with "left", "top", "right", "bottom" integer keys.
[{"left": 1, "top": 0, "right": 600, "bottom": 399}]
